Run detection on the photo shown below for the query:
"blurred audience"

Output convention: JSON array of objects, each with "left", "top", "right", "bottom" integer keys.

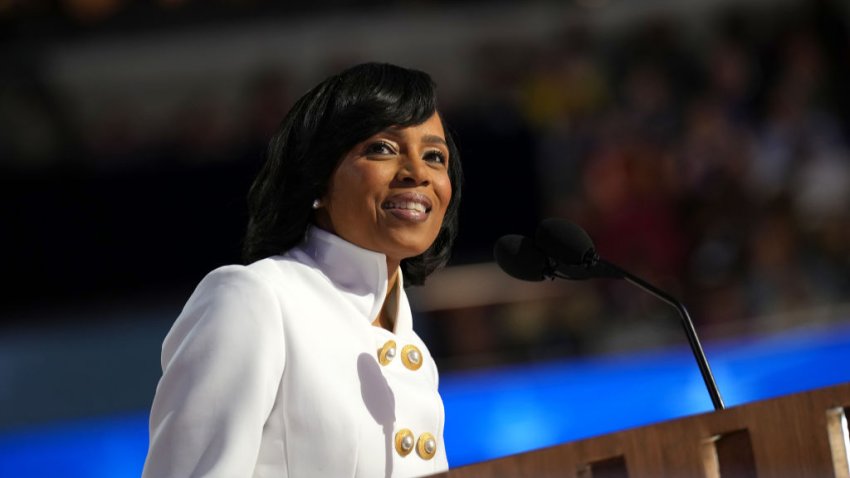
[
  {"left": 439, "top": 1, "right": 850, "bottom": 362},
  {"left": 3, "top": 0, "right": 849, "bottom": 366}
]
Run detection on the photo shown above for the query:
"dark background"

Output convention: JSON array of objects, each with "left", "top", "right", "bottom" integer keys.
[{"left": 1, "top": 0, "right": 849, "bottom": 428}]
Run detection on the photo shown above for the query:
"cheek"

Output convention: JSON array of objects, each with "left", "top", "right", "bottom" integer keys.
[
  {"left": 331, "top": 165, "right": 378, "bottom": 203},
  {"left": 327, "top": 162, "right": 393, "bottom": 225},
  {"left": 435, "top": 174, "right": 452, "bottom": 215}
]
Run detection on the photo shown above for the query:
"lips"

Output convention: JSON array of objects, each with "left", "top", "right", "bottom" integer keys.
[{"left": 381, "top": 192, "right": 433, "bottom": 223}]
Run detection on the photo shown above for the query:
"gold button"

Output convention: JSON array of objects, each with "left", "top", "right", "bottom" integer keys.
[
  {"left": 416, "top": 432, "right": 437, "bottom": 460},
  {"left": 394, "top": 428, "right": 414, "bottom": 456},
  {"left": 378, "top": 340, "right": 397, "bottom": 366},
  {"left": 401, "top": 344, "right": 423, "bottom": 371}
]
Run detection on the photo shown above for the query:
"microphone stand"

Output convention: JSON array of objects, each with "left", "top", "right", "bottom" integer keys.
[{"left": 554, "top": 258, "right": 726, "bottom": 411}]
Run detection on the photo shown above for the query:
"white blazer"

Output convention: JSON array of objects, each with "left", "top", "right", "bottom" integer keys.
[{"left": 143, "top": 227, "right": 448, "bottom": 477}]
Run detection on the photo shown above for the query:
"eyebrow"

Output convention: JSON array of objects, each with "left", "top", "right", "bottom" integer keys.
[
  {"left": 421, "top": 135, "right": 448, "bottom": 147},
  {"left": 381, "top": 129, "right": 448, "bottom": 147}
]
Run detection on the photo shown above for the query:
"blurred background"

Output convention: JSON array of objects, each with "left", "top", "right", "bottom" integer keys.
[{"left": 2, "top": 0, "right": 850, "bottom": 475}]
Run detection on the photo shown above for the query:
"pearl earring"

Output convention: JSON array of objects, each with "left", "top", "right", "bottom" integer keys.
[{"left": 312, "top": 199, "right": 321, "bottom": 209}]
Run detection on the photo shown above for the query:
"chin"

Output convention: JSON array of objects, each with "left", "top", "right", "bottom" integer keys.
[
  {"left": 388, "top": 243, "right": 432, "bottom": 261},
  {"left": 382, "top": 232, "right": 436, "bottom": 260}
]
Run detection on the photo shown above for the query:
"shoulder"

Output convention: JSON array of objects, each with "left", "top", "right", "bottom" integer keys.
[
  {"left": 184, "top": 264, "right": 280, "bottom": 313},
  {"left": 192, "top": 254, "right": 307, "bottom": 302},
  {"left": 243, "top": 249, "right": 321, "bottom": 284},
  {"left": 182, "top": 253, "right": 326, "bottom": 320},
  {"left": 199, "top": 262, "right": 274, "bottom": 290},
  {"left": 162, "top": 263, "right": 286, "bottom": 359}
]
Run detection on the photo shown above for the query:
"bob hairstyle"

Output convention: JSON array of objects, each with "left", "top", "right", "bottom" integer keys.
[{"left": 243, "top": 62, "right": 462, "bottom": 286}]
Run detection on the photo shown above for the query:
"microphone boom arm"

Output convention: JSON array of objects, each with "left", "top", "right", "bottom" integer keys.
[{"left": 553, "top": 257, "right": 726, "bottom": 411}]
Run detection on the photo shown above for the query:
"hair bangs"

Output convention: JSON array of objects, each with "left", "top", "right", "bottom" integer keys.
[{"left": 329, "top": 64, "right": 438, "bottom": 141}]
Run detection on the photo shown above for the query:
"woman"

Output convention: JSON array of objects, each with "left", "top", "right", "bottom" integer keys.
[{"left": 142, "top": 63, "right": 462, "bottom": 477}]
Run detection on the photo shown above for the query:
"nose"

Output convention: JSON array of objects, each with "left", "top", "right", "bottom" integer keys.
[{"left": 395, "top": 155, "right": 430, "bottom": 186}]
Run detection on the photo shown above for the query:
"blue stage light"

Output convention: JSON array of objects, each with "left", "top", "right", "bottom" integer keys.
[{"left": 1, "top": 323, "right": 849, "bottom": 474}]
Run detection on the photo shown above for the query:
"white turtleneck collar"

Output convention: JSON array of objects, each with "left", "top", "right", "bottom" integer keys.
[{"left": 296, "top": 226, "right": 409, "bottom": 334}]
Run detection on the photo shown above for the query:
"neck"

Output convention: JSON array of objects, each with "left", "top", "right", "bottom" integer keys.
[
  {"left": 386, "top": 258, "right": 399, "bottom": 289},
  {"left": 373, "top": 259, "right": 400, "bottom": 331}
]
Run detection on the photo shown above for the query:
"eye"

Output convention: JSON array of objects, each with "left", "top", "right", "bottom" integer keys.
[
  {"left": 424, "top": 150, "right": 447, "bottom": 165},
  {"left": 365, "top": 141, "right": 396, "bottom": 156}
]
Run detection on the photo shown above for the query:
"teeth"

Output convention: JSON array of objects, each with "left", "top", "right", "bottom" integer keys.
[{"left": 385, "top": 201, "right": 427, "bottom": 213}]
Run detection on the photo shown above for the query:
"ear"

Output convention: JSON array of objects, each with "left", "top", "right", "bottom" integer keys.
[{"left": 312, "top": 201, "right": 335, "bottom": 233}]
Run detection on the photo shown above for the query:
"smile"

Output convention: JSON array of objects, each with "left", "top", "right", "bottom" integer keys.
[
  {"left": 381, "top": 193, "right": 433, "bottom": 222},
  {"left": 383, "top": 201, "right": 428, "bottom": 213}
]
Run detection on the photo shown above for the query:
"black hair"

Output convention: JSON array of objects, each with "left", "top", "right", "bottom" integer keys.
[{"left": 243, "top": 62, "right": 462, "bottom": 285}]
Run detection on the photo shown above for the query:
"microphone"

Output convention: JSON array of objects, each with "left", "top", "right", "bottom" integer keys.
[
  {"left": 493, "top": 228, "right": 604, "bottom": 281},
  {"left": 494, "top": 219, "right": 725, "bottom": 411},
  {"left": 535, "top": 217, "right": 595, "bottom": 265},
  {"left": 492, "top": 235, "right": 549, "bottom": 282},
  {"left": 493, "top": 219, "right": 616, "bottom": 281},
  {"left": 534, "top": 218, "right": 621, "bottom": 280}
]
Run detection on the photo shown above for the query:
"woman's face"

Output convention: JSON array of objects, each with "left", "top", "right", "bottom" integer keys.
[{"left": 316, "top": 112, "right": 452, "bottom": 265}]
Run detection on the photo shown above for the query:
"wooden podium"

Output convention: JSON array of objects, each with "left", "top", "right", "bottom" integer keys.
[{"left": 432, "top": 382, "right": 850, "bottom": 478}]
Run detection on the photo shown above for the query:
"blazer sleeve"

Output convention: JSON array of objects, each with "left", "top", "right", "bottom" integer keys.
[{"left": 142, "top": 265, "right": 286, "bottom": 477}]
